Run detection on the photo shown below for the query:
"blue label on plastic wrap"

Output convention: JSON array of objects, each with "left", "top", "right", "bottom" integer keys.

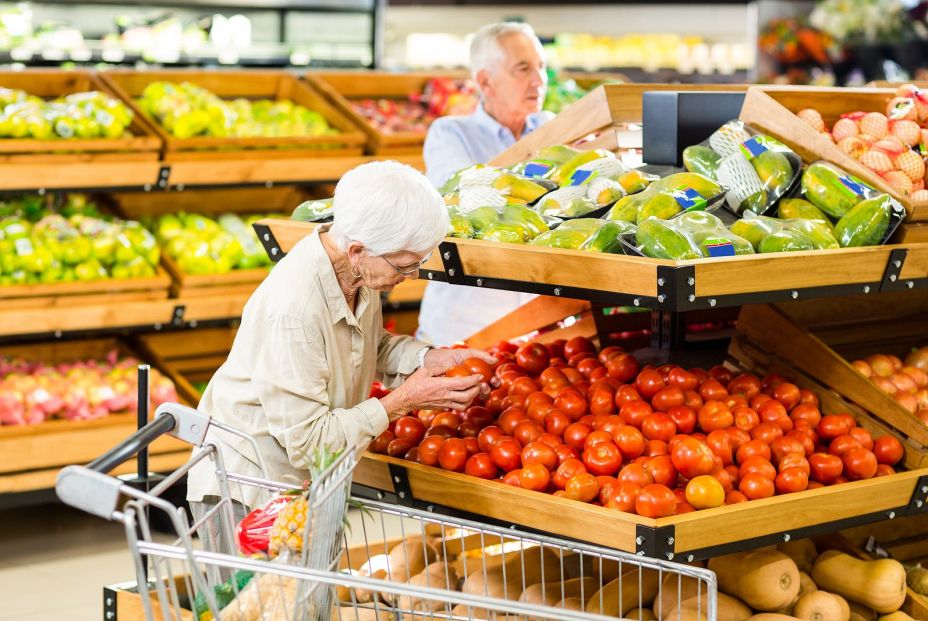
[
  {"left": 838, "top": 175, "right": 871, "bottom": 198},
  {"left": 568, "top": 169, "right": 596, "bottom": 186},
  {"left": 705, "top": 241, "right": 736, "bottom": 257},
  {"left": 673, "top": 187, "right": 708, "bottom": 211},
  {"left": 739, "top": 136, "right": 768, "bottom": 160},
  {"left": 523, "top": 162, "right": 552, "bottom": 178}
]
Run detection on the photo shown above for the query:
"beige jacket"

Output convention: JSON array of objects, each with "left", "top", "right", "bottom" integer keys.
[{"left": 186, "top": 225, "right": 426, "bottom": 507}]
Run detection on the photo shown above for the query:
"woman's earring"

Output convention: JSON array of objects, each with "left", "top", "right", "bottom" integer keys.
[{"left": 350, "top": 263, "right": 363, "bottom": 279}]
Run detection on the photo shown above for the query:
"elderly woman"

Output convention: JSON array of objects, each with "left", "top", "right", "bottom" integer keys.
[{"left": 186, "top": 161, "right": 494, "bottom": 532}]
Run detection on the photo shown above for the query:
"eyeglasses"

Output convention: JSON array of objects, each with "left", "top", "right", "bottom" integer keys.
[{"left": 380, "top": 251, "right": 432, "bottom": 276}]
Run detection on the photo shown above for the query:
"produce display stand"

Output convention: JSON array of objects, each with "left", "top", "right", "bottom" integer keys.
[
  {"left": 739, "top": 85, "right": 928, "bottom": 221},
  {"left": 0, "top": 267, "right": 171, "bottom": 312},
  {"left": 0, "top": 338, "right": 195, "bottom": 495},
  {"left": 306, "top": 70, "right": 470, "bottom": 155}
]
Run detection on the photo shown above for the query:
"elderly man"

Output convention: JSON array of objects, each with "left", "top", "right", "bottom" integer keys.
[{"left": 416, "top": 22, "right": 553, "bottom": 346}]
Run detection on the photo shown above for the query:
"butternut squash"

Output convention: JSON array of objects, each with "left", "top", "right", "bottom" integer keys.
[
  {"left": 333, "top": 606, "right": 394, "bottom": 621},
  {"left": 708, "top": 550, "right": 800, "bottom": 611},
  {"left": 627, "top": 608, "right": 658, "bottom": 621},
  {"left": 876, "top": 613, "right": 914, "bottom": 621},
  {"left": 778, "top": 540, "right": 819, "bottom": 574},
  {"left": 397, "top": 562, "right": 461, "bottom": 612},
  {"left": 660, "top": 609, "right": 707, "bottom": 621},
  {"left": 461, "top": 545, "right": 562, "bottom": 601},
  {"left": 585, "top": 568, "right": 660, "bottom": 616},
  {"left": 811, "top": 551, "right": 906, "bottom": 614},
  {"left": 387, "top": 537, "right": 441, "bottom": 582},
  {"left": 798, "top": 572, "right": 819, "bottom": 600},
  {"left": 519, "top": 577, "right": 598, "bottom": 606},
  {"left": 847, "top": 602, "right": 876, "bottom": 621},
  {"left": 654, "top": 574, "right": 750, "bottom": 621},
  {"left": 555, "top": 597, "right": 585, "bottom": 612},
  {"left": 792, "top": 591, "right": 850, "bottom": 621},
  {"left": 747, "top": 616, "right": 803, "bottom": 621}
]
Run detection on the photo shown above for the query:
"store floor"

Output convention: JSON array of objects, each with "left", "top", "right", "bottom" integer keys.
[{"left": 0, "top": 501, "right": 408, "bottom": 620}]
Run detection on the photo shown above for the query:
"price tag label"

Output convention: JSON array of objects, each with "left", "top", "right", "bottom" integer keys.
[
  {"left": 838, "top": 175, "right": 871, "bottom": 198},
  {"left": 673, "top": 187, "right": 707, "bottom": 211},
  {"left": 739, "top": 136, "right": 768, "bottom": 161},
  {"left": 523, "top": 162, "right": 552, "bottom": 178},
  {"left": 14, "top": 237, "right": 33, "bottom": 256},
  {"left": 568, "top": 169, "right": 597, "bottom": 186},
  {"left": 704, "top": 240, "right": 736, "bottom": 257}
]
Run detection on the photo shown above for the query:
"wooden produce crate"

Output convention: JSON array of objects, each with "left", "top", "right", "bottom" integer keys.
[
  {"left": 737, "top": 297, "right": 928, "bottom": 462},
  {"left": 133, "top": 326, "right": 237, "bottom": 402},
  {"left": 306, "top": 70, "right": 470, "bottom": 156},
  {"left": 0, "top": 69, "right": 161, "bottom": 162},
  {"left": 739, "top": 85, "right": 928, "bottom": 221},
  {"left": 100, "top": 70, "right": 366, "bottom": 161},
  {"left": 0, "top": 338, "right": 196, "bottom": 494},
  {"left": 0, "top": 267, "right": 171, "bottom": 312}
]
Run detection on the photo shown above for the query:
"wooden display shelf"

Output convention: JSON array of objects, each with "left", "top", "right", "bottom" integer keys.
[
  {"left": 739, "top": 85, "right": 928, "bottom": 222},
  {"left": 256, "top": 219, "right": 928, "bottom": 312},
  {"left": 307, "top": 70, "right": 471, "bottom": 155},
  {"left": 0, "top": 267, "right": 171, "bottom": 312},
  {"left": 490, "top": 82, "right": 749, "bottom": 167},
  {"left": 0, "top": 158, "right": 163, "bottom": 191},
  {"left": 159, "top": 253, "right": 269, "bottom": 298},
  {"left": 0, "top": 337, "right": 194, "bottom": 494},
  {"left": 100, "top": 70, "right": 366, "bottom": 159},
  {"left": 738, "top": 298, "right": 928, "bottom": 457},
  {"left": 133, "top": 326, "right": 237, "bottom": 402},
  {"left": 0, "top": 69, "right": 161, "bottom": 159},
  {"left": 896, "top": 223, "right": 928, "bottom": 244}
]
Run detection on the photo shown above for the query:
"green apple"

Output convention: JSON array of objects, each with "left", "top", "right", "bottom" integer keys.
[
  {"left": 61, "top": 236, "right": 92, "bottom": 265},
  {"left": 91, "top": 233, "right": 117, "bottom": 265},
  {"left": 74, "top": 258, "right": 107, "bottom": 282}
]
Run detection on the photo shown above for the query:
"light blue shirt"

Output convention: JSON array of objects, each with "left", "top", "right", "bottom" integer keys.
[{"left": 417, "top": 104, "right": 554, "bottom": 346}]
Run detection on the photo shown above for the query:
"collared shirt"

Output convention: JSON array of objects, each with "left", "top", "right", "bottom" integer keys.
[
  {"left": 186, "top": 225, "right": 427, "bottom": 507},
  {"left": 417, "top": 104, "right": 553, "bottom": 346}
]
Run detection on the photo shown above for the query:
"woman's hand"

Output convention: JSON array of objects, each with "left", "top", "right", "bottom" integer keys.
[
  {"left": 381, "top": 366, "right": 490, "bottom": 417},
  {"left": 423, "top": 348, "right": 497, "bottom": 374}
]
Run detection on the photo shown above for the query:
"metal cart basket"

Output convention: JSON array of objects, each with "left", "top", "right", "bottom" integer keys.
[{"left": 56, "top": 403, "right": 719, "bottom": 621}]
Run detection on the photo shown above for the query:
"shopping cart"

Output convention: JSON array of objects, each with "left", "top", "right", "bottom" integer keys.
[{"left": 56, "top": 402, "right": 719, "bottom": 621}]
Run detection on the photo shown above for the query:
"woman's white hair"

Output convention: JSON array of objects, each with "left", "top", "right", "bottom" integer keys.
[
  {"left": 329, "top": 160, "right": 449, "bottom": 256},
  {"left": 470, "top": 22, "right": 543, "bottom": 79}
]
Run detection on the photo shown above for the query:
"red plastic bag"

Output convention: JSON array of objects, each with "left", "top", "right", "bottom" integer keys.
[{"left": 235, "top": 495, "right": 294, "bottom": 555}]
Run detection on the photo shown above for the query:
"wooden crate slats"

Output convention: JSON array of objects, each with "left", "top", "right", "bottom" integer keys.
[{"left": 465, "top": 296, "right": 590, "bottom": 349}]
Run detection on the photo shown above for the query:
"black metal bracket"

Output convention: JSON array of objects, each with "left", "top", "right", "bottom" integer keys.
[
  {"left": 253, "top": 222, "right": 285, "bottom": 263},
  {"left": 635, "top": 524, "right": 677, "bottom": 560},
  {"left": 656, "top": 265, "right": 696, "bottom": 310},
  {"left": 170, "top": 305, "right": 185, "bottom": 327},
  {"left": 907, "top": 475, "right": 928, "bottom": 514},
  {"left": 880, "top": 248, "right": 908, "bottom": 292},
  {"left": 387, "top": 463, "right": 415, "bottom": 508},
  {"left": 155, "top": 166, "right": 170, "bottom": 190},
  {"left": 438, "top": 241, "right": 465, "bottom": 285},
  {"left": 103, "top": 585, "right": 118, "bottom": 620}
]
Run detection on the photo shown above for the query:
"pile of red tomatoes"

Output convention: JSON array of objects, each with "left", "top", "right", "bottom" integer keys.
[{"left": 369, "top": 337, "right": 905, "bottom": 518}]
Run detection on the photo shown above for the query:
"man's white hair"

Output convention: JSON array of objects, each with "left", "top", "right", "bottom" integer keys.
[
  {"left": 470, "top": 22, "right": 544, "bottom": 79},
  {"left": 329, "top": 160, "right": 448, "bottom": 256}
]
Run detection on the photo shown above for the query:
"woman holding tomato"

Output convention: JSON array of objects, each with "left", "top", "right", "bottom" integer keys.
[{"left": 186, "top": 162, "right": 495, "bottom": 541}]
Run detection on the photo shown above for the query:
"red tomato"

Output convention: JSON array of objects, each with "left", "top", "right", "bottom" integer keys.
[
  {"left": 706, "top": 429, "right": 734, "bottom": 466},
  {"left": 873, "top": 436, "right": 904, "bottom": 466},
  {"left": 606, "top": 354, "right": 639, "bottom": 383},
  {"left": 438, "top": 438, "right": 469, "bottom": 472},
  {"left": 490, "top": 438, "right": 522, "bottom": 472},
  {"left": 635, "top": 484, "right": 677, "bottom": 518},
  {"left": 553, "top": 458, "right": 587, "bottom": 489},
  {"left": 501, "top": 396, "right": 528, "bottom": 413},
  {"left": 643, "top": 455, "right": 677, "bottom": 487},
  {"left": 786, "top": 430, "right": 815, "bottom": 456},
  {"left": 614, "top": 384, "right": 643, "bottom": 408},
  {"left": 699, "top": 379, "right": 729, "bottom": 402},
  {"left": 464, "top": 453, "right": 498, "bottom": 479},
  {"left": 689, "top": 368, "right": 710, "bottom": 382},
  {"left": 576, "top": 357, "right": 603, "bottom": 379},
  {"left": 370, "top": 430, "right": 393, "bottom": 454},
  {"left": 667, "top": 368, "right": 699, "bottom": 391},
  {"left": 789, "top": 404, "right": 822, "bottom": 428},
  {"left": 582, "top": 441, "right": 623, "bottom": 476},
  {"left": 740, "top": 456, "right": 777, "bottom": 480},
  {"left": 727, "top": 428, "right": 752, "bottom": 452},
  {"left": 667, "top": 405, "right": 697, "bottom": 434},
  {"left": 712, "top": 466, "right": 736, "bottom": 492},
  {"left": 498, "top": 408, "right": 527, "bottom": 435},
  {"left": 641, "top": 413, "right": 677, "bottom": 442},
  {"left": 539, "top": 367, "right": 569, "bottom": 387},
  {"left": 612, "top": 425, "right": 646, "bottom": 460},
  {"left": 431, "top": 411, "right": 461, "bottom": 430},
  {"left": 524, "top": 392, "right": 553, "bottom": 420},
  {"left": 565, "top": 472, "right": 600, "bottom": 502},
  {"left": 562, "top": 367, "right": 584, "bottom": 385},
  {"left": 510, "top": 376, "right": 540, "bottom": 398},
  {"left": 445, "top": 365, "right": 472, "bottom": 379},
  {"left": 564, "top": 336, "right": 595, "bottom": 359},
  {"left": 778, "top": 453, "right": 810, "bottom": 475},
  {"left": 589, "top": 389, "right": 616, "bottom": 417},
  {"left": 516, "top": 344, "right": 551, "bottom": 376},
  {"left": 750, "top": 393, "right": 773, "bottom": 411},
  {"left": 725, "top": 490, "right": 749, "bottom": 504},
  {"left": 463, "top": 358, "right": 494, "bottom": 383},
  {"left": 620, "top": 400, "right": 653, "bottom": 428},
  {"left": 670, "top": 437, "right": 716, "bottom": 479},
  {"left": 683, "top": 390, "right": 704, "bottom": 411},
  {"left": 536, "top": 432, "right": 561, "bottom": 449},
  {"left": 555, "top": 391, "right": 588, "bottom": 421},
  {"left": 651, "top": 387, "right": 685, "bottom": 412},
  {"left": 459, "top": 422, "right": 480, "bottom": 438},
  {"left": 485, "top": 388, "right": 508, "bottom": 415},
  {"left": 808, "top": 453, "right": 843, "bottom": 484},
  {"left": 584, "top": 430, "right": 614, "bottom": 450},
  {"left": 817, "top": 415, "right": 853, "bottom": 442},
  {"left": 477, "top": 426, "right": 504, "bottom": 453},
  {"left": 544, "top": 409, "right": 571, "bottom": 437},
  {"left": 772, "top": 382, "right": 801, "bottom": 411},
  {"left": 849, "top": 427, "right": 873, "bottom": 451},
  {"left": 563, "top": 422, "right": 592, "bottom": 450},
  {"left": 521, "top": 441, "right": 557, "bottom": 470},
  {"left": 762, "top": 373, "right": 788, "bottom": 391},
  {"left": 828, "top": 434, "right": 862, "bottom": 457},
  {"left": 728, "top": 374, "right": 762, "bottom": 399},
  {"left": 555, "top": 443, "right": 579, "bottom": 466},
  {"left": 605, "top": 482, "right": 642, "bottom": 512},
  {"left": 775, "top": 467, "right": 809, "bottom": 494},
  {"left": 463, "top": 436, "right": 479, "bottom": 456},
  {"left": 758, "top": 399, "right": 788, "bottom": 424},
  {"left": 634, "top": 369, "right": 667, "bottom": 401},
  {"left": 770, "top": 436, "right": 806, "bottom": 465},
  {"left": 598, "top": 346, "right": 625, "bottom": 364},
  {"left": 426, "top": 425, "right": 456, "bottom": 439},
  {"left": 520, "top": 463, "right": 551, "bottom": 491},
  {"left": 617, "top": 463, "right": 654, "bottom": 488},
  {"left": 799, "top": 389, "right": 819, "bottom": 407},
  {"left": 417, "top": 436, "right": 444, "bottom": 466},
  {"left": 843, "top": 448, "right": 878, "bottom": 481},
  {"left": 725, "top": 395, "right": 749, "bottom": 411},
  {"left": 751, "top": 422, "right": 785, "bottom": 444},
  {"left": 709, "top": 365, "right": 733, "bottom": 384},
  {"left": 875, "top": 464, "right": 895, "bottom": 476},
  {"left": 502, "top": 469, "right": 522, "bottom": 487},
  {"left": 394, "top": 416, "right": 426, "bottom": 444},
  {"left": 733, "top": 407, "right": 760, "bottom": 432},
  {"left": 597, "top": 415, "right": 625, "bottom": 436},
  {"left": 645, "top": 439, "right": 670, "bottom": 457},
  {"left": 387, "top": 437, "right": 417, "bottom": 458},
  {"left": 513, "top": 420, "right": 545, "bottom": 446},
  {"left": 698, "top": 400, "right": 734, "bottom": 432},
  {"left": 739, "top": 473, "right": 775, "bottom": 500},
  {"left": 545, "top": 339, "right": 566, "bottom": 360}
]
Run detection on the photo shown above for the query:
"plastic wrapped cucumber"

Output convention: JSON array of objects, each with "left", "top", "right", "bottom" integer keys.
[
  {"left": 730, "top": 214, "right": 783, "bottom": 251},
  {"left": 511, "top": 144, "right": 580, "bottom": 179},
  {"left": 833, "top": 194, "right": 898, "bottom": 248}
]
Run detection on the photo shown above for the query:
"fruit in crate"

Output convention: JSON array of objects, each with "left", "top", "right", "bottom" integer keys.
[
  {"left": 137, "top": 81, "right": 337, "bottom": 139},
  {"left": 350, "top": 77, "right": 478, "bottom": 134},
  {"left": 851, "top": 347, "right": 928, "bottom": 418},
  {"left": 0, "top": 87, "right": 134, "bottom": 139},
  {"left": 0, "top": 349, "right": 177, "bottom": 425},
  {"left": 0, "top": 195, "right": 159, "bottom": 285},
  {"left": 369, "top": 336, "right": 908, "bottom": 516},
  {"left": 152, "top": 212, "right": 273, "bottom": 274}
]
